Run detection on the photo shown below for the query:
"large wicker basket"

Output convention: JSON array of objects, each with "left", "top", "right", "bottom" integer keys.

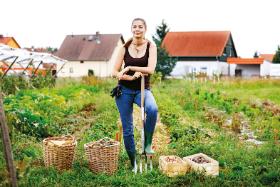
[
  {"left": 43, "top": 135, "right": 77, "bottom": 171},
  {"left": 84, "top": 137, "right": 120, "bottom": 175}
]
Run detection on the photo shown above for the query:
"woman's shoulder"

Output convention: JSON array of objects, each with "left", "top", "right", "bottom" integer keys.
[
  {"left": 117, "top": 45, "right": 126, "bottom": 56},
  {"left": 146, "top": 39, "right": 156, "bottom": 48},
  {"left": 146, "top": 40, "right": 157, "bottom": 51}
]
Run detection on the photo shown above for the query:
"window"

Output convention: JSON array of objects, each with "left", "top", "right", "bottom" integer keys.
[
  {"left": 200, "top": 67, "right": 207, "bottom": 73},
  {"left": 192, "top": 67, "right": 197, "bottom": 73},
  {"left": 69, "top": 67, "right": 74, "bottom": 73},
  {"left": 88, "top": 69, "right": 94, "bottom": 76},
  {"left": 80, "top": 61, "right": 84, "bottom": 64}
]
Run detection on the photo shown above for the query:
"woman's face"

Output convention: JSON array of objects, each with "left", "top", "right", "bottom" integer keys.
[{"left": 131, "top": 20, "right": 146, "bottom": 39}]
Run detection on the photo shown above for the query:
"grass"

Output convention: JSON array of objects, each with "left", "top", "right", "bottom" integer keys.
[{"left": 0, "top": 77, "right": 280, "bottom": 186}]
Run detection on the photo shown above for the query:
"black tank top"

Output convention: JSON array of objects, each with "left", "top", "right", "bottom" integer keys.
[{"left": 119, "top": 42, "right": 151, "bottom": 90}]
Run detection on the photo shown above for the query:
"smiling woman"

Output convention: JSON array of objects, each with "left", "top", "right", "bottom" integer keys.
[{"left": 112, "top": 18, "right": 158, "bottom": 171}]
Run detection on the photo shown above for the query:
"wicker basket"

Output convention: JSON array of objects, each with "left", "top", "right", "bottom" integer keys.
[
  {"left": 84, "top": 137, "right": 120, "bottom": 175},
  {"left": 43, "top": 135, "right": 77, "bottom": 171}
]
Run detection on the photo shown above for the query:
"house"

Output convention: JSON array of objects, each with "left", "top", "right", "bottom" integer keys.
[
  {"left": 227, "top": 57, "right": 264, "bottom": 77},
  {"left": 0, "top": 35, "right": 21, "bottom": 48},
  {"left": 260, "top": 54, "right": 274, "bottom": 62},
  {"left": 259, "top": 54, "right": 280, "bottom": 77},
  {"left": 0, "top": 35, "right": 21, "bottom": 74},
  {"left": 162, "top": 31, "right": 238, "bottom": 77},
  {"left": 56, "top": 32, "right": 125, "bottom": 77}
]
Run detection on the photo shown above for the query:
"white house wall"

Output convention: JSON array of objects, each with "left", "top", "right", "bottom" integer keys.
[
  {"left": 57, "top": 61, "right": 109, "bottom": 77},
  {"left": 170, "top": 61, "right": 229, "bottom": 77},
  {"left": 260, "top": 61, "right": 280, "bottom": 77},
  {"left": 218, "top": 62, "right": 230, "bottom": 75},
  {"left": 229, "top": 64, "right": 237, "bottom": 76},
  {"left": 235, "top": 64, "right": 260, "bottom": 77},
  {"left": 269, "top": 63, "right": 280, "bottom": 76},
  {"left": 260, "top": 60, "right": 271, "bottom": 76}
]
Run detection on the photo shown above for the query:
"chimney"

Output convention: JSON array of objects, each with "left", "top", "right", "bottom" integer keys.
[
  {"left": 95, "top": 31, "right": 101, "bottom": 44},
  {"left": 254, "top": 51, "right": 259, "bottom": 58},
  {"left": 96, "top": 31, "right": 100, "bottom": 37}
]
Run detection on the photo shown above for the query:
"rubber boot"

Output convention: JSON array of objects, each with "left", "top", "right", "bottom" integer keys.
[
  {"left": 127, "top": 150, "right": 136, "bottom": 168},
  {"left": 144, "top": 131, "right": 155, "bottom": 154}
]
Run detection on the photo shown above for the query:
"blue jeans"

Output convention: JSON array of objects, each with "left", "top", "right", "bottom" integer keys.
[{"left": 115, "top": 85, "right": 158, "bottom": 153}]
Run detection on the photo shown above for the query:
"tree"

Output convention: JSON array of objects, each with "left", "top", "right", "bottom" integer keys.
[
  {"left": 152, "top": 20, "right": 177, "bottom": 79},
  {"left": 152, "top": 20, "right": 169, "bottom": 46},
  {"left": 47, "top": 47, "right": 58, "bottom": 54},
  {"left": 272, "top": 45, "right": 280, "bottom": 63}
]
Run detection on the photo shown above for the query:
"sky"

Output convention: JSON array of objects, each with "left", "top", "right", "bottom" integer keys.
[{"left": 1, "top": 0, "right": 279, "bottom": 57}]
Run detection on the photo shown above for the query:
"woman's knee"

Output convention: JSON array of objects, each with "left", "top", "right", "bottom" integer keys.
[{"left": 146, "top": 104, "right": 158, "bottom": 117}]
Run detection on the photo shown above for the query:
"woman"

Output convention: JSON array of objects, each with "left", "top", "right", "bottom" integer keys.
[{"left": 112, "top": 18, "right": 158, "bottom": 169}]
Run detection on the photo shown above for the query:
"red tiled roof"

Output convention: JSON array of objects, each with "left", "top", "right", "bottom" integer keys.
[
  {"left": 56, "top": 34, "right": 124, "bottom": 61},
  {"left": 0, "top": 37, "right": 12, "bottom": 44},
  {"left": 259, "top": 54, "right": 274, "bottom": 62},
  {"left": 0, "top": 36, "right": 21, "bottom": 48},
  {"left": 162, "top": 31, "right": 231, "bottom": 57},
  {"left": 227, "top": 57, "right": 264, "bottom": 64}
]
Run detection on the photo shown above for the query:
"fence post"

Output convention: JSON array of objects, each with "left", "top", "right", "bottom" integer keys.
[{"left": 0, "top": 92, "right": 17, "bottom": 187}]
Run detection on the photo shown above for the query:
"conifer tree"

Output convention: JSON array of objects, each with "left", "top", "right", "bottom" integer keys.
[
  {"left": 152, "top": 20, "right": 177, "bottom": 78},
  {"left": 272, "top": 45, "right": 280, "bottom": 63}
]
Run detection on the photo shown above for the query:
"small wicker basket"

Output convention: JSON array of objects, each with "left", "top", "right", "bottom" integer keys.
[
  {"left": 43, "top": 135, "right": 77, "bottom": 171},
  {"left": 84, "top": 137, "right": 120, "bottom": 175}
]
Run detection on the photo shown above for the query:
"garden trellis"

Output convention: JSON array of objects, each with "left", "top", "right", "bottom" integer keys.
[
  {"left": 0, "top": 44, "right": 67, "bottom": 186},
  {"left": 0, "top": 44, "right": 67, "bottom": 78}
]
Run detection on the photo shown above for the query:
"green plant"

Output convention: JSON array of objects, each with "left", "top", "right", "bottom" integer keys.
[
  {"left": 272, "top": 45, "right": 280, "bottom": 63},
  {"left": 81, "top": 75, "right": 101, "bottom": 86},
  {"left": 150, "top": 71, "right": 162, "bottom": 84},
  {"left": 231, "top": 112, "right": 242, "bottom": 133},
  {"left": 152, "top": 20, "right": 177, "bottom": 79},
  {"left": 0, "top": 75, "right": 29, "bottom": 95},
  {"left": 30, "top": 70, "right": 55, "bottom": 89},
  {"left": 1, "top": 78, "right": 280, "bottom": 186}
]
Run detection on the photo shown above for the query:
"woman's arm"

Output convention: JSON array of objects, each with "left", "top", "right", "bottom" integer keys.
[
  {"left": 112, "top": 46, "right": 125, "bottom": 78},
  {"left": 119, "top": 74, "right": 134, "bottom": 81},
  {"left": 112, "top": 46, "right": 142, "bottom": 81},
  {"left": 121, "top": 43, "right": 157, "bottom": 75}
]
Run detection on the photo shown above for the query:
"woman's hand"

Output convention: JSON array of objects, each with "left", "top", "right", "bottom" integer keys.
[
  {"left": 117, "top": 71, "right": 142, "bottom": 81},
  {"left": 116, "top": 66, "right": 130, "bottom": 79},
  {"left": 118, "top": 74, "right": 134, "bottom": 81},
  {"left": 132, "top": 72, "right": 142, "bottom": 79},
  {"left": 116, "top": 67, "right": 144, "bottom": 81}
]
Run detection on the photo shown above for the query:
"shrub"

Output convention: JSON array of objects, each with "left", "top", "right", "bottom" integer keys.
[
  {"left": 1, "top": 70, "right": 56, "bottom": 95},
  {"left": 81, "top": 76, "right": 101, "bottom": 86}
]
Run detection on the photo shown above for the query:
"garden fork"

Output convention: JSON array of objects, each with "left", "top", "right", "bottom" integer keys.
[{"left": 138, "top": 75, "right": 153, "bottom": 174}]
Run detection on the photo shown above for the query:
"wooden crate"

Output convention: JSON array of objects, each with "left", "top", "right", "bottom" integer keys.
[
  {"left": 159, "top": 155, "right": 189, "bottom": 177},
  {"left": 183, "top": 153, "right": 219, "bottom": 177}
]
